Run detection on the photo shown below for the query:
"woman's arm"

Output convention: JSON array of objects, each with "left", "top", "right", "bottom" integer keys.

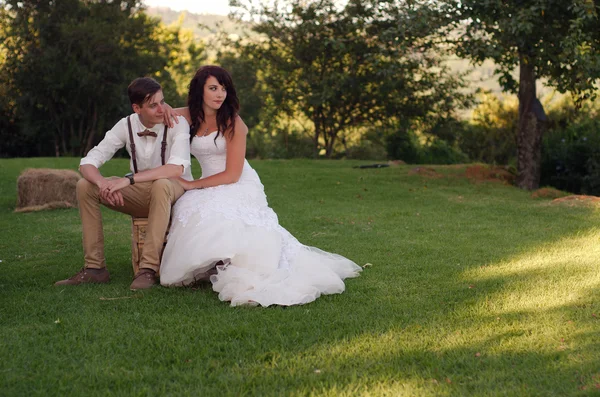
[
  {"left": 181, "top": 117, "right": 248, "bottom": 190},
  {"left": 164, "top": 105, "right": 192, "bottom": 127}
]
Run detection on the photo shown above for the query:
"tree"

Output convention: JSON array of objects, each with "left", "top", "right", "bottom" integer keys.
[
  {"left": 439, "top": 0, "right": 600, "bottom": 189},
  {"left": 154, "top": 15, "right": 207, "bottom": 106},
  {"left": 230, "top": 0, "right": 472, "bottom": 158},
  {"left": 0, "top": 0, "right": 176, "bottom": 156}
]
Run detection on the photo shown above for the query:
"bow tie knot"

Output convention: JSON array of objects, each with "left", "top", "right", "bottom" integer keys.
[{"left": 137, "top": 129, "right": 157, "bottom": 138}]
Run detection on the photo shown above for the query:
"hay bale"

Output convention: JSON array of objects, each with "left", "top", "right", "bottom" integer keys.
[{"left": 15, "top": 168, "right": 80, "bottom": 212}]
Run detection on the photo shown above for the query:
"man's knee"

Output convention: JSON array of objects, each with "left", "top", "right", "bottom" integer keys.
[
  {"left": 76, "top": 178, "right": 96, "bottom": 198},
  {"left": 150, "top": 179, "right": 172, "bottom": 199}
]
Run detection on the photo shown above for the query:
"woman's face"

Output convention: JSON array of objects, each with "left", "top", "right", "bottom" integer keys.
[{"left": 203, "top": 75, "right": 227, "bottom": 112}]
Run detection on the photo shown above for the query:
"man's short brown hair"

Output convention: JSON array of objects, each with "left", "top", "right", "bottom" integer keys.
[{"left": 128, "top": 77, "right": 162, "bottom": 107}]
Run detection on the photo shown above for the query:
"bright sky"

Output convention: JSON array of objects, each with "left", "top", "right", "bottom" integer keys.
[{"left": 142, "top": 0, "right": 232, "bottom": 15}]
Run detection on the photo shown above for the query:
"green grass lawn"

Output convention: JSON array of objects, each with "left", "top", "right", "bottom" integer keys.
[{"left": 1, "top": 158, "right": 599, "bottom": 396}]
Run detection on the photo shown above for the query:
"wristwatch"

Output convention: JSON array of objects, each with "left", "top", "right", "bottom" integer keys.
[{"left": 125, "top": 172, "right": 135, "bottom": 185}]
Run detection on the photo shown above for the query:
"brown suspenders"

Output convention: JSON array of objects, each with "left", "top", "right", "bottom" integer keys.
[{"left": 126, "top": 115, "right": 168, "bottom": 174}]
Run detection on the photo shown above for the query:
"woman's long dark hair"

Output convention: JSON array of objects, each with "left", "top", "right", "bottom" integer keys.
[{"left": 188, "top": 65, "right": 240, "bottom": 142}]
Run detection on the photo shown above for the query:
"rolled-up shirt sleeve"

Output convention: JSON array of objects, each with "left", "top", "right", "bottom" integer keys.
[
  {"left": 166, "top": 117, "right": 191, "bottom": 170},
  {"left": 80, "top": 119, "right": 127, "bottom": 169}
]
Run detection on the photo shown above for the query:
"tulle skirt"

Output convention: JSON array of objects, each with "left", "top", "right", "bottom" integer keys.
[{"left": 159, "top": 178, "right": 362, "bottom": 307}]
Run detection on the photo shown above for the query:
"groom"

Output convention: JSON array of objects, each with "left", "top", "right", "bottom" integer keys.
[{"left": 55, "top": 77, "right": 192, "bottom": 290}]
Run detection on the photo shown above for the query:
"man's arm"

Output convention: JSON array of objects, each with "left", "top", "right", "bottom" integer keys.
[
  {"left": 104, "top": 117, "right": 190, "bottom": 193},
  {"left": 79, "top": 119, "right": 128, "bottom": 205},
  {"left": 80, "top": 164, "right": 110, "bottom": 187},
  {"left": 102, "top": 164, "right": 185, "bottom": 196},
  {"left": 132, "top": 164, "right": 184, "bottom": 182},
  {"left": 80, "top": 164, "right": 125, "bottom": 206},
  {"left": 80, "top": 118, "right": 127, "bottom": 172}
]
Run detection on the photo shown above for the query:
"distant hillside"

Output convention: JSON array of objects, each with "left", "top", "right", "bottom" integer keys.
[
  {"left": 145, "top": 6, "right": 555, "bottom": 102},
  {"left": 145, "top": 6, "right": 249, "bottom": 39}
]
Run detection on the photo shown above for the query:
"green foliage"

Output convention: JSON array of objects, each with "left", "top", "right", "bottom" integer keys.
[
  {"left": 387, "top": 130, "right": 469, "bottom": 165},
  {"left": 155, "top": 17, "right": 207, "bottom": 106},
  {"left": 0, "top": 0, "right": 168, "bottom": 156},
  {"left": 0, "top": 1, "right": 206, "bottom": 157},
  {"left": 343, "top": 140, "right": 388, "bottom": 161},
  {"left": 440, "top": 0, "right": 600, "bottom": 98},
  {"left": 541, "top": 110, "right": 600, "bottom": 195},
  {"left": 459, "top": 94, "right": 519, "bottom": 165},
  {"left": 217, "top": 49, "right": 266, "bottom": 132},
  {"left": 438, "top": 0, "right": 600, "bottom": 188},
  {"left": 386, "top": 128, "right": 422, "bottom": 164},
  {"left": 247, "top": 127, "right": 315, "bottom": 159},
  {"left": 228, "top": 0, "right": 472, "bottom": 158},
  {"left": 420, "top": 138, "right": 469, "bottom": 165}
]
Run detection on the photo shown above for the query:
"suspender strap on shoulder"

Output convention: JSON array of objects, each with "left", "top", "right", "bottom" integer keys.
[
  {"left": 127, "top": 115, "right": 138, "bottom": 174},
  {"left": 161, "top": 125, "right": 168, "bottom": 166}
]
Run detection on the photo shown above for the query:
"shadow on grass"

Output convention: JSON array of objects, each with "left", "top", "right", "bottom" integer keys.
[{"left": 2, "top": 161, "right": 600, "bottom": 395}]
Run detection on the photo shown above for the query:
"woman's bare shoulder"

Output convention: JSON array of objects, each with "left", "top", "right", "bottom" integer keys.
[{"left": 234, "top": 114, "right": 248, "bottom": 136}]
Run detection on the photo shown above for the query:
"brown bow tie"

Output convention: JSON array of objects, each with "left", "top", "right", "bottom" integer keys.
[{"left": 137, "top": 129, "right": 157, "bottom": 138}]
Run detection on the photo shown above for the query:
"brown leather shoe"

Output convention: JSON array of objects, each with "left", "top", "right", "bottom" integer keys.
[
  {"left": 55, "top": 267, "right": 110, "bottom": 286},
  {"left": 130, "top": 268, "right": 158, "bottom": 291},
  {"left": 187, "top": 265, "right": 219, "bottom": 288}
]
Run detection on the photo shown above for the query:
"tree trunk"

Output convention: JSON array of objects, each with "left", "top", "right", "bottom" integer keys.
[
  {"left": 312, "top": 108, "right": 323, "bottom": 158},
  {"left": 81, "top": 105, "right": 98, "bottom": 156},
  {"left": 312, "top": 121, "right": 321, "bottom": 158},
  {"left": 516, "top": 53, "right": 546, "bottom": 190},
  {"left": 325, "top": 130, "right": 336, "bottom": 158},
  {"left": 54, "top": 136, "right": 60, "bottom": 157}
]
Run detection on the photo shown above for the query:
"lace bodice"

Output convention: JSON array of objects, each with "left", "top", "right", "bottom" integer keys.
[{"left": 191, "top": 131, "right": 254, "bottom": 181}]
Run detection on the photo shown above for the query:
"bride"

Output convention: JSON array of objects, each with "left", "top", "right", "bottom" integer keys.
[{"left": 159, "top": 65, "right": 362, "bottom": 306}]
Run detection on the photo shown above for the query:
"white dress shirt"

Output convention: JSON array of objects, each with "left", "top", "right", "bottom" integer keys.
[{"left": 80, "top": 113, "right": 193, "bottom": 181}]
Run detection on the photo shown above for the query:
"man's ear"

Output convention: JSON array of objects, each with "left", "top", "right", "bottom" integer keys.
[{"left": 132, "top": 103, "right": 141, "bottom": 114}]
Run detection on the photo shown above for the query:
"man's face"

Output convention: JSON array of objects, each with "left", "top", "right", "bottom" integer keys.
[{"left": 133, "top": 90, "right": 165, "bottom": 128}]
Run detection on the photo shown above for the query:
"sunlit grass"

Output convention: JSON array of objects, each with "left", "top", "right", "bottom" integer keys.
[
  {"left": 1, "top": 158, "right": 600, "bottom": 396},
  {"left": 464, "top": 229, "right": 600, "bottom": 313}
]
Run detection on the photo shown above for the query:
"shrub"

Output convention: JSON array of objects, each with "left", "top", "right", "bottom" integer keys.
[
  {"left": 386, "top": 129, "right": 422, "bottom": 163},
  {"left": 458, "top": 94, "right": 518, "bottom": 165},
  {"left": 344, "top": 140, "right": 388, "bottom": 160},
  {"left": 421, "top": 139, "right": 469, "bottom": 165},
  {"left": 246, "top": 128, "right": 315, "bottom": 159},
  {"left": 540, "top": 117, "right": 600, "bottom": 195}
]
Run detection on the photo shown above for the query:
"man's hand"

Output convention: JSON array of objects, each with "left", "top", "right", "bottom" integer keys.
[
  {"left": 97, "top": 178, "right": 114, "bottom": 203},
  {"left": 101, "top": 190, "right": 125, "bottom": 207},
  {"left": 163, "top": 103, "right": 182, "bottom": 128},
  {"left": 96, "top": 177, "right": 112, "bottom": 193},
  {"left": 98, "top": 177, "right": 129, "bottom": 206},
  {"left": 104, "top": 177, "right": 131, "bottom": 193}
]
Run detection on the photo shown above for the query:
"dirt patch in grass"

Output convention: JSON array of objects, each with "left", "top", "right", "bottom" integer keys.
[
  {"left": 388, "top": 160, "right": 406, "bottom": 167},
  {"left": 531, "top": 187, "right": 569, "bottom": 200},
  {"left": 408, "top": 167, "right": 442, "bottom": 178},
  {"left": 465, "top": 165, "right": 515, "bottom": 184},
  {"left": 550, "top": 195, "right": 600, "bottom": 207}
]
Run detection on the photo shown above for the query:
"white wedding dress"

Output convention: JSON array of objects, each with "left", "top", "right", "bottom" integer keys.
[{"left": 159, "top": 131, "right": 362, "bottom": 306}]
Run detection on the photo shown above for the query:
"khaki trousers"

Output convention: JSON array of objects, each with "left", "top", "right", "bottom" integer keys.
[{"left": 76, "top": 178, "right": 185, "bottom": 273}]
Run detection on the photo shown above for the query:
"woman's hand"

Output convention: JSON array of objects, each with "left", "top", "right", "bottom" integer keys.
[
  {"left": 176, "top": 177, "right": 196, "bottom": 191},
  {"left": 163, "top": 103, "right": 182, "bottom": 128}
]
